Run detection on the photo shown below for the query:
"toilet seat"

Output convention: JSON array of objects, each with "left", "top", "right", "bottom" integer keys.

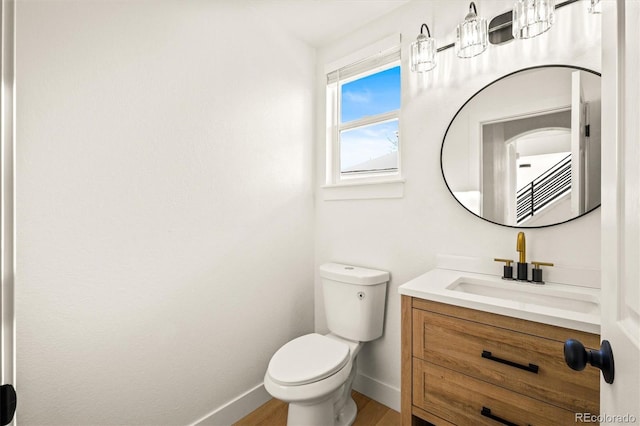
[{"left": 267, "top": 333, "right": 350, "bottom": 386}]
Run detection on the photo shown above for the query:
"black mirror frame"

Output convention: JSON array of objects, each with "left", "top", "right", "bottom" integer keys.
[{"left": 440, "top": 64, "right": 602, "bottom": 229}]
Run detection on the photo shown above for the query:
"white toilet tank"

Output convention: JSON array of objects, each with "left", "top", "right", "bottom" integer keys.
[{"left": 319, "top": 263, "right": 389, "bottom": 342}]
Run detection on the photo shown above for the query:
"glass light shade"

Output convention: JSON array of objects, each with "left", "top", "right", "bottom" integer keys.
[
  {"left": 456, "top": 13, "right": 488, "bottom": 58},
  {"left": 512, "top": 0, "right": 556, "bottom": 39},
  {"left": 411, "top": 34, "right": 436, "bottom": 72},
  {"left": 588, "top": 0, "right": 601, "bottom": 14}
]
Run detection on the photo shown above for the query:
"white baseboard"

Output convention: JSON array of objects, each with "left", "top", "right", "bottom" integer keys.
[
  {"left": 190, "top": 383, "right": 271, "bottom": 426},
  {"left": 189, "top": 374, "right": 399, "bottom": 425},
  {"left": 353, "top": 373, "right": 400, "bottom": 412}
]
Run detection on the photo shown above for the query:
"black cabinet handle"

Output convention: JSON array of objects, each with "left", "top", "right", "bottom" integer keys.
[
  {"left": 482, "top": 350, "right": 539, "bottom": 374},
  {"left": 481, "top": 407, "right": 519, "bottom": 426}
]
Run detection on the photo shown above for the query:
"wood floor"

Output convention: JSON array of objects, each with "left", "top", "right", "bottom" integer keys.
[{"left": 234, "top": 391, "right": 400, "bottom": 426}]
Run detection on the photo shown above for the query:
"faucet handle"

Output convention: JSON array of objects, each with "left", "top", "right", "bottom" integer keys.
[
  {"left": 531, "top": 261, "right": 554, "bottom": 283},
  {"left": 494, "top": 258, "right": 514, "bottom": 279}
]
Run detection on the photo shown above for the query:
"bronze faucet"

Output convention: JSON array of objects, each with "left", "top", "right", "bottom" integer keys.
[
  {"left": 497, "top": 232, "right": 554, "bottom": 283},
  {"left": 516, "top": 232, "right": 526, "bottom": 264},
  {"left": 516, "top": 232, "right": 528, "bottom": 280}
]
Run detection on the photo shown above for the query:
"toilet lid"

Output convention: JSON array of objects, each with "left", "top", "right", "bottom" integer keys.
[{"left": 267, "top": 333, "right": 350, "bottom": 386}]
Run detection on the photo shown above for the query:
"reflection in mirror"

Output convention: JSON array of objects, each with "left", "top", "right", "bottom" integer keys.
[{"left": 441, "top": 66, "right": 601, "bottom": 228}]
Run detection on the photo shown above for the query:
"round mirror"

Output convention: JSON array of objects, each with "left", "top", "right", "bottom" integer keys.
[{"left": 441, "top": 65, "right": 601, "bottom": 228}]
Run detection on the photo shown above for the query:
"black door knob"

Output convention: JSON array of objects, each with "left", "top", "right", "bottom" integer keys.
[
  {"left": 564, "top": 339, "right": 615, "bottom": 384},
  {"left": 1, "top": 384, "right": 17, "bottom": 426}
]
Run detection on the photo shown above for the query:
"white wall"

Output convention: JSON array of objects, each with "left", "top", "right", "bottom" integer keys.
[
  {"left": 15, "top": 1, "right": 315, "bottom": 424},
  {"left": 314, "top": 0, "right": 602, "bottom": 409}
]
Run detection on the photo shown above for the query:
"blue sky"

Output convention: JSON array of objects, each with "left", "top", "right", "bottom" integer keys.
[
  {"left": 340, "top": 120, "right": 399, "bottom": 170},
  {"left": 340, "top": 66, "right": 400, "bottom": 171},
  {"left": 341, "top": 66, "right": 401, "bottom": 123}
]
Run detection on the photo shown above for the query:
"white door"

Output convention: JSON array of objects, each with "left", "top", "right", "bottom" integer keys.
[
  {"left": 1, "top": 1, "right": 16, "bottom": 424},
  {"left": 599, "top": 0, "right": 640, "bottom": 423}
]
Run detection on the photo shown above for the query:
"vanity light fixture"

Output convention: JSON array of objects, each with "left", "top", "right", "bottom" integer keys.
[
  {"left": 410, "top": 23, "right": 437, "bottom": 72},
  {"left": 455, "top": 2, "right": 488, "bottom": 58},
  {"left": 410, "top": 0, "right": 585, "bottom": 73},
  {"left": 512, "top": 0, "right": 556, "bottom": 39},
  {"left": 588, "top": 0, "right": 601, "bottom": 14}
]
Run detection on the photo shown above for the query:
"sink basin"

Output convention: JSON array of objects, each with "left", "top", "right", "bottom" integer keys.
[
  {"left": 398, "top": 266, "right": 601, "bottom": 333},
  {"left": 446, "top": 276, "right": 600, "bottom": 315}
]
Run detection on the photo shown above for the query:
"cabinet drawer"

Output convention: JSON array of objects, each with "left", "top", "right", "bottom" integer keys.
[
  {"left": 413, "top": 308, "right": 599, "bottom": 414},
  {"left": 413, "top": 360, "right": 578, "bottom": 426}
]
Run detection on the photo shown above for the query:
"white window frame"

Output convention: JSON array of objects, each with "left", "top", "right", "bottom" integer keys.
[{"left": 325, "top": 44, "right": 402, "bottom": 187}]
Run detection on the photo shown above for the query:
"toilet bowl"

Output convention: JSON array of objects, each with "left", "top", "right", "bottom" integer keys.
[
  {"left": 264, "top": 333, "right": 362, "bottom": 426},
  {"left": 264, "top": 263, "right": 389, "bottom": 426}
]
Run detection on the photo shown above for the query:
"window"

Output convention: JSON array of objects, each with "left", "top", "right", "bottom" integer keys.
[{"left": 326, "top": 47, "right": 401, "bottom": 184}]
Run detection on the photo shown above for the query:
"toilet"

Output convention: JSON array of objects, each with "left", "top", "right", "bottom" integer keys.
[{"left": 264, "top": 263, "right": 389, "bottom": 426}]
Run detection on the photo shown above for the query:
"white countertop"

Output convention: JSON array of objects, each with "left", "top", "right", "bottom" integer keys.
[{"left": 398, "top": 268, "right": 600, "bottom": 334}]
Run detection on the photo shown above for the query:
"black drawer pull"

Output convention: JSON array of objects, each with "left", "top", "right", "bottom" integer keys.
[
  {"left": 481, "top": 407, "right": 519, "bottom": 426},
  {"left": 482, "top": 350, "right": 539, "bottom": 373}
]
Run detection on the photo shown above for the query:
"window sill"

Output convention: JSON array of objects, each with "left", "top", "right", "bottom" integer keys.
[{"left": 321, "top": 178, "right": 405, "bottom": 201}]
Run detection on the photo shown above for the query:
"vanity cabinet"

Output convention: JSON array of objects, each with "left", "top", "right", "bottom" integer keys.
[{"left": 401, "top": 296, "right": 600, "bottom": 426}]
